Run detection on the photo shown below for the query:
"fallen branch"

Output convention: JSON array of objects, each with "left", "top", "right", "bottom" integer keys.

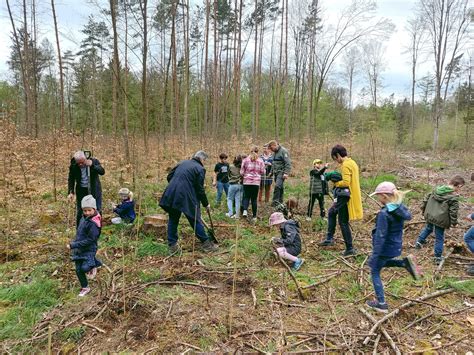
[
  {"left": 407, "top": 334, "right": 468, "bottom": 354},
  {"left": 302, "top": 271, "right": 342, "bottom": 290},
  {"left": 81, "top": 321, "right": 106, "bottom": 334},
  {"left": 403, "top": 311, "right": 434, "bottom": 331},
  {"left": 177, "top": 342, "right": 203, "bottom": 351},
  {"left": 231, "top": 329, "right": 272, "bottom": 339},
  {"left": 272, "top": 247, "right": 305, "bottom": 301},
  {"left": 243, "top": 342, "right": 267, "bottom": 354},
  {"left": 433, "top": 248, "right": 454, "bottom": 278},
  {"left": 362, "top": 288, "right": 454, "bottom": 345},
  {"left": 262, "top": 299, "right": 306, "bottom": 308},
  {"left": 359, "top": 307, "right": 401, "bottom": 355}
]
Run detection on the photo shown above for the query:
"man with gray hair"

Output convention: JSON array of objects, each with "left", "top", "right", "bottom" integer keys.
[
  {"left": 68, "top": 150, "right": 105, "bottom": 227},
  {"left": 159, "top": 150, "right": 218, "bottom": 254}
]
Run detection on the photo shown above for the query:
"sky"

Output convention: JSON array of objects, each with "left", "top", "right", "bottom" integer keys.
[{"left": 0, "top": 0, "right": 438, "bottom": 103}]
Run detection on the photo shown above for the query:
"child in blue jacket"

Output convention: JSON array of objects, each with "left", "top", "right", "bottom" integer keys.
[
  {"left": 67, "top": 195, "right": 102, "bottom": 297},
  {"left": 112, "top": 188, "right": 136, "bottom": 224},
  {"left": 367, "top": 182, "right": 422, "bottom": 313}
]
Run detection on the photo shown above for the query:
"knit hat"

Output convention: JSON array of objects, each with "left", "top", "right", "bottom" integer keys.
[
  {"left": 325, "top": 171, "right": 342, "bottom": 182},
  {"left": 119, "top": 187, "right": 130, "bottom": 197},
  {"left": 269, "top": 212, "right": 286, "bottom": 226},
  {"left": 81, "top": 195, "right": 97, "bottom": 209},
  {"left": 370, "top": 181, "right": 397, "bottom": 196},
  {"left": 313, "top": 159, "right": 323, "bottom": 165}
]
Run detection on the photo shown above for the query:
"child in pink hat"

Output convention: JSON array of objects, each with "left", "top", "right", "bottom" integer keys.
[
  {"left": 366, "top": 182, "right": 422, "bottom": 313},
  {"left": 269, "top": 212, "right": 304, "bottom": 271}
]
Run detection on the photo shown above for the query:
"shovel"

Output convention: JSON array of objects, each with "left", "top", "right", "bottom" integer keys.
[{"left": 202, "top": 208, "right": 219, "bottom": 244}]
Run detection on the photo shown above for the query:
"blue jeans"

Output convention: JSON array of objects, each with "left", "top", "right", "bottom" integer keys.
[
  {"left": 369, "top": 256, "right": 406, "bottom": 303},
  {"left": 417, "top": 223, "right": 445, "bottom": 257},
  {"left": 464, "top": 226, "right": 474, "bottom": 253},
  {"left": 216, "top": 181, "right": 229, "bottom": 204},
  {"left": 227, "top": 184, "right": 243, "bottom": 216},
  {"left": 167, "top": 208, "right": 209, "bottom": 246}
]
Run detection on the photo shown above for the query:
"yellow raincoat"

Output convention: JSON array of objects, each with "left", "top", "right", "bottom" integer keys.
[{"left": 335, "top": 158, "right": 363, "bottom": 221}]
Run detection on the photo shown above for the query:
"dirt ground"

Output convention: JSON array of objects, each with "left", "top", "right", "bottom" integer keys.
[{"left": 0, "top": 127, "right": 473, "bottom": 353}]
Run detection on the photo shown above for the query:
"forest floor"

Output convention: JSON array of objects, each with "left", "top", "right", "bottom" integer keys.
[{"left": 0, "top": 129, "right": 473, "bottom": 353}]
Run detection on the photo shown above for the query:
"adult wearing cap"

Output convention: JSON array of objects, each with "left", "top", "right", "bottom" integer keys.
[
  {"left": 159, "top": 151, "right": 218, "bottom": 254},
  {"left": 319, "top": 144, "right": 362, "bottom": 256},
  {"left": 68, "top": 150, "right": 105, "bottom": 228},
  {"left": 266, "top": 140, "right": 292, "bottom": 206}
]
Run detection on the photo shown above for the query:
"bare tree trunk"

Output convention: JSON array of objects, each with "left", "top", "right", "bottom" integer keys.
[
  {"left": 139, "top": 0, "right": 149, "bottom": 152},
  {"left": 284, "top": 0, "right": 289, "bottom": 140},
  {"left": 123, "top": 0, "right": 130, "bottom": 163},
  {"left": 251, "top": 0, "right": 258, "bottom": 140},
  {"left": 110, "top": 0, "right": 121, "bottom": 147},
  {"left": 31, "top": 0, "right": 39, "bottom": 137},
  {"left": 212, "top": 0, "right": 218, "bottom": 135},
  {"left": 170, "top": 1, "right": 179, "bottom": 136},
  {"left": 51, "top": 0, "right": 65, "bottom": 130},
  {"left": 183, "top": 0, "right": 190, "bottom": 146},
  {"left": 203, "top": 0, "right": 210, "bottom": 134}
]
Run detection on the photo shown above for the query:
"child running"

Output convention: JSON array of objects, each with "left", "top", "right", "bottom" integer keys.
[
  {"left": 306, "top": 159, "right": 329, "bottom": 221},
  {"left": 415, "top": 175, "right": 464, "bottom": 264},
  {"left": 269, "top": 212, "right": 304, "bottom": 271},
  {"left": 112, "top": 187, "right": 136, "bottom": 224},
  {"left": 67, "top": 195, "right": 102, "bottom": 297},
  {"left": 226, "top": 155, "right": 243, "bottom": 218},
  {"left": 366, "top": 182, "right": 421, "bottom": 313}
]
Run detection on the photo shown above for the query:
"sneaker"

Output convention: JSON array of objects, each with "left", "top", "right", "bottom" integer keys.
[
  {"left": 292, "top": 258, "right": 305, "bottom": 271},
  {"left": 78, "top": 287, "right": 91, "bottom": 297},
  {"left": 225, "top": 212, "right": 233, "bottom": 217},
  {"left": 201, "top": 239, "right": 219, "bottom": 253},
  {"left": 305, "top": 217, "right": 312, "bottom": 222},
  {"left": 251, "top": 217, "right": 257, "bottom": 223},
  {"left": 319, "top": 239, "right": 335, "bottom": 247},
  {"left": 168, "top": 243, "right": 181, "bottom": 255},
  {"left": 243, "top": 210, "right": 248, "bottom": 217},
  {"left": 366, "top": 300, "right": 389, "bottom": 314},
  {"left": 415, "top": 241, "right": 425, "bottom": 250},
  {"left": 343, "top": 248, "right": 357, "bottom": 256},
  {"left": 433, "top": 256, "right": 443, "bottom": 265},
  {"left": 231, "top": 214, "right": 239, "bottom": 219},
  {"left": 403, "top": 255, "right": 422, "bottom": 280},
  {"left": 86, "top": 268, "right": 97, "bottom": 280},
  {"left": 320, "top": 211, "right": 326, "bottom": 218}
]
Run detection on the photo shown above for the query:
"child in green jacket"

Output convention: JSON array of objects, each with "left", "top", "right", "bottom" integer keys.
[{"left": 415, "top": 175, "right": 465, "bottom": 264}]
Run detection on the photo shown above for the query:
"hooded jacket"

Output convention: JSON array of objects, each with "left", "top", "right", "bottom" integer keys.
[
  {"left": 113, "top": 199, "right": 136, "bottom": 223},
  {"left": 371, "top": 204, "right": 411, "bottom": 258},
  {"left": 279, "top": 219, "right": 302, "bottom": 256},
  {"left": 422, "top": 185, "right": 459, "bottom": 229},
  {"left": 70, "top": 213, "right": 101, "bottom": 258}
]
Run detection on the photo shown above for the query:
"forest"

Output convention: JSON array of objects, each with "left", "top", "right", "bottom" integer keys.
[{"left": 0, "top": 0, "right": 473, "bottom": 353}]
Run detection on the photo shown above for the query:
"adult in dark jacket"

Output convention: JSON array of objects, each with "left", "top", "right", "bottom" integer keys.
[
  {"left": 68, "top": 150, "right": 105, "bottom": 227},
  {"left": 266, "top": 140, "right": 291, "bottom": 206},
  {"left": 159, "top": 151, "right": 218, "bottom": 254}
]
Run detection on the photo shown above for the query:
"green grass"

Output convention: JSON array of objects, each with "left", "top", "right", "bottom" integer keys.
[
  {"left": 60, "top": 326, "right": 86, "bottom": 342},
  {"left": 442, "top": 278, "right": 474, "bottom": 296},
  {"left": 360, "top": 173, "right": 397, "bottom": 191},
  {"left": 0, "top": 278, "right": 61, "bottom": 341},
  {"left": 138, "top": 269, "right": 162, "bottom": 282},
  {"left": 137, "top": 237, "right": 168, "bottom": 258}
]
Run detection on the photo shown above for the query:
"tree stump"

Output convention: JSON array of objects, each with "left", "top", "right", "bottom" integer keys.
[{"left": 142, "top": 214, "right": 168, "bottom": 238}]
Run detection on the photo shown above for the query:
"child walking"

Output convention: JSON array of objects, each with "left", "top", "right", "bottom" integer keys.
[
  {"left": 67, "top": 195, "right": 102, "bottom": 297},
  {"left": 226, "top": 155, "right": 243, "bottom": 218},
  {"left": 366, "top": 182, "right": 421, "bottom": 313},
  {"left": 112, "top": 187, "right": 136, "bottom": 224},
  {"left": 213, "top": 153, "right": 230, "bottom": 206},
  {"left": 269, "top": 212, "right": 304, "bottom": 271},
  {"left": 415, "top": 175, "right": 464, "bottom": 264},
  {"left": 240, "top": 148, "right": 265, "bottom": 222},
  {"left": 306, "top": 159, "right": 329, "bottom": 221}
]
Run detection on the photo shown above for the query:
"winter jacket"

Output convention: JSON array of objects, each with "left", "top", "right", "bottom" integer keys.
[
  {"left": 272, "top": 145, "right": 292, "bottom": 176},
  {"left": 159, "top": 158, "right": 209, "bottom": 218},
  {"left": 70, "top": 213, "right": 101, "bottom": 259},
  {"left": 276, "top": 220, "right": 302, "bottom": 256},
  {"left": 68, "top": 157, "right": 105, "bottom": 210},
  {"left": 240, "top": 157, "right": 265, "bottom": 186},
  {"left": 422, "top": 185, "right": 459, "bottom": 229},
  {"left": 309, "top": 167, "right": 328, "bottom": 195},
  {"left": 113, "top": 199, "right": 136, "bottom": 223},
  {"left": 334, "top": 158, "right": 363, "bottom": 221},
  {"left": 371, "top": 204, "right": 412, "bottom": 259}
]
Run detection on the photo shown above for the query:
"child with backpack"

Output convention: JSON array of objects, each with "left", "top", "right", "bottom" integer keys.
[
  {"left": 415, "top": 175, "right": 465, "bottom": 264},
  {"left": 269, "top": 212, "right": 304, "bottom": 271},
  {"left": 306, "top": 159, "right": 329, "bottom": 221},
  {"left": 366, "top": 182, "right": 421, "bottom": 313},
  {"left": 112, "top": 187, "right": 136, "bottom": 224},
  {"left": 67, "top": 195, "right": 102, "bottom": 297}
]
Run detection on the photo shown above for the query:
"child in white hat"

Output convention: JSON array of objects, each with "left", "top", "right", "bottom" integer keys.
[
  {"left": 67, "top": 195, "right": 102, "bottom": 297},
  {"left": 111, "top": 188, "right": 136, "bottom": 224},
  {"left": 269, "top": 212, "right": 304, "bottom": 271}
]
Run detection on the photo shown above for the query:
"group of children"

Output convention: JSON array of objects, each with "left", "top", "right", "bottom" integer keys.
[{"left": 67, "top": 154, "right": 471, "bottom": 316}]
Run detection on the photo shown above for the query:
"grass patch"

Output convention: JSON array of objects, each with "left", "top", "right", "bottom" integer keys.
[
  {"left": 360, "top": 174, "right": 397, "bottom": 191},
  {"left": 442, "top": 278, "right": 474, "bottom": 296},
  {"left": 0, "top": 278, "right": 60, "bottom": 341},
  {"left": 138, "top": 269, "right": 162, "bottom": 282},
  {"left": 60, "top": 326, "right": 86, "bottom": 342},
  {"left": 137, "top": 237, "right": 168, "bottom": 258}
]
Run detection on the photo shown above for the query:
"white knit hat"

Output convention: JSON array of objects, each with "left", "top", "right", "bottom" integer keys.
[{"left": 81, "top": 195, "right": 97, "bottom": 209}]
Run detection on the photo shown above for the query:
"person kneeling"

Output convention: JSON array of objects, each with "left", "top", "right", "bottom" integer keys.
[
  {"left": 112, "top": 188, "right": 136, "bottom": 224},
  {"left": 269, "top": 212, "right": 304, "bottom": 271}
]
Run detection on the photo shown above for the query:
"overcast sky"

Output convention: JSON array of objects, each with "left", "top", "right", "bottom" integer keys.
[{"left": 0, "top": 0, "right": 442, "bottom": 103}]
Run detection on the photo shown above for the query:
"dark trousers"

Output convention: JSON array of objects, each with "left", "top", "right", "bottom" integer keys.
[
  {"left": 242, "top": 185, "right": 259, "bottom": 218},
  {"left": 326, "top": 196, "right": 353, "bottom": 250},
  {"left": 307, "top": 193, "right": 325, "bottom": 217},
  {"left": 370, "top": 256, "right": 406, "bottom": 303},
  {"left": 272, "top": 173, "right": 285, "bottom": 205},
  {"left": 74, "top": 255, "right": 102, "bottom": 288},
  {"left": 75, "top": 186, "right": 89, "bottom": 227},
  {"left": 167, "top": 207, "right": 209, "bottom": 246}
]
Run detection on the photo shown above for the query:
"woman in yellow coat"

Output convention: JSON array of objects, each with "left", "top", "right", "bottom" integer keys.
[{"left": 320, "top": 144, "right": 363, "bottom": 256}]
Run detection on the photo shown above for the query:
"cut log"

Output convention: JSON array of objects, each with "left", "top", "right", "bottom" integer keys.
[{"left": 142, "top": 214, "right": 168, "bottom": 236}]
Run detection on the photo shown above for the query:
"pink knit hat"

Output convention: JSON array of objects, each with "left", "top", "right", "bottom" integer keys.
[
  {"left": 370, "top": 181, "right": 397, "bottom": 196},
  {"left": 269, "top": 212, "right": 286, "bottom": 226}
]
